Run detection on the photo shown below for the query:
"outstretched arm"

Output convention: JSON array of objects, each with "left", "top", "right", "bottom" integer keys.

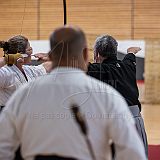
[
  {"left": 122, "top": 47, "right": 141, "bottom": 73},
  {"left": 33, "top": 53, "right": 52, "bottom": 73}
]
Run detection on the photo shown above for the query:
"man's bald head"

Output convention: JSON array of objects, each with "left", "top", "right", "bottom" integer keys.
[
  {"left": 49, "top": 26, "right": 87, "bottom": 59},
  {"left": 49, "top": 26, "right": 88, "bottom": 71}
]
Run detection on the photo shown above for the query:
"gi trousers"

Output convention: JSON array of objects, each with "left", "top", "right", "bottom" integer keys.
[
  {"left": 129, "top": 105, "right": 148, "bottom": 157},
  {"left": 111, "top": 105, "right": 148, "bottom": 159}
]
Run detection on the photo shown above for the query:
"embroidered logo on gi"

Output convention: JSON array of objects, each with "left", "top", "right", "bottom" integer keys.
[
  {"left": 133, "top": 62, "right": 136, "bottom": 66},
  {"left": 116, "top": 63, "right": 121, "bottom": 68}
]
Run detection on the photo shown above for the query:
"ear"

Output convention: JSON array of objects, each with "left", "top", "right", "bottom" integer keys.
[
  {"left": 82, "top": 47, "right": 88, "bottom": 63},
  {"left": 94, "top": 52, "right": 100, "bottom": 63}
]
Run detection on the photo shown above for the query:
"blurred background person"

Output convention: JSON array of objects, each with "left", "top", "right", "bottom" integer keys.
[{"left": 0, "top": 35, "right": 51, "bottom": 111}]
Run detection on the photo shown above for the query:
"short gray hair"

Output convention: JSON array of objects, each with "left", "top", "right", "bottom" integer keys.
[{"left": 94, "top": 35, "right": 118, "bottom": 57}]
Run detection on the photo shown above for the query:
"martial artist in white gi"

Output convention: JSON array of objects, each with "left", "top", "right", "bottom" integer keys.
[
  {"left": 0, "top": 26, "right": 147, "bottom": 160},
  {"left": 0, "top": 35, "right": 51, "bottom": 108}
]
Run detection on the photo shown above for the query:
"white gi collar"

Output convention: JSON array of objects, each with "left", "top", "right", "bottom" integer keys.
[{"left": 50, "top": 67, "right": 85, "bottom": 75}]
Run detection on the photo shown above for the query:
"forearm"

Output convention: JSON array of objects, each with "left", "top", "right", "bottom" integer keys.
[
  {"left": 42, "top": 61, "right": 53, "bottom": 73},
  {"left": 33, "top": 53, "right": 52, "bottom": 73},
  {"left": 123, "top": 53, "right": 136, "bottom": 62}
]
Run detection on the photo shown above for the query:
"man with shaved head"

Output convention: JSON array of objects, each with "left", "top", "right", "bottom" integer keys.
[
  {"left": 49, "top": 26, "right": 88, "bottom": 71},
  {"left": 0, "top": 26, "right": 146, "bottom": 160}
]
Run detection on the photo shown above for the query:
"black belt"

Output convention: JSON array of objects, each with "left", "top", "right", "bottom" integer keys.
[{"left": 35, "top": 155, "right": 77, "bottom": 160}]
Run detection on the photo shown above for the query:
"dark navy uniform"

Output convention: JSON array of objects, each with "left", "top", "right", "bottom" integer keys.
[
  {"left": 88, "top": 53, "right": 148, "bottom": 156},
  {"left": 88, "top": 53, "right": 140, "bottom": 109}
]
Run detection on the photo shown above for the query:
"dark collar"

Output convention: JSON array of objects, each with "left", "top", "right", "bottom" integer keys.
[{"left": 102, "top": 56, "right": 117, "bottom": 64}]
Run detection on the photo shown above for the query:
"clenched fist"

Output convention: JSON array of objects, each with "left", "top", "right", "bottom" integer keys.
[{"left": 127, "top": 47, "right": 141, "bottom": 54}]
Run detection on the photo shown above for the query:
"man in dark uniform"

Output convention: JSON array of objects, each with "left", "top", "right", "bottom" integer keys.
[{"left": 87, "top": 35, "right": 148, "bottom": 157}]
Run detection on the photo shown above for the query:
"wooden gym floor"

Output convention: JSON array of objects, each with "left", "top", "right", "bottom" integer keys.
[
  {"left": 138, "top": 83, "right": 160, "bottom": 145},
  {"left": 142, "top": 104, "right": 160, "bottom": 145}
]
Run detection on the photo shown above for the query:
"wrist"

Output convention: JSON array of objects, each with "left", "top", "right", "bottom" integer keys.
[{"left": 127, "top": 52, "right": 135, "bottom": 54}]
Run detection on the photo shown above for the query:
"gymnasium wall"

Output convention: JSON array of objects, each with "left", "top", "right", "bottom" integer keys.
[{"left": 0, "top": 0, "right": 160, "bottom": 41}]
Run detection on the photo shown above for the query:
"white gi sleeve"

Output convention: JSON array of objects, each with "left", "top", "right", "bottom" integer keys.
[
  {"left": 0, "top": 68, "right": 14, "bottom": 88},
  {"left": 0, "top": 111, "right": 19, "bottom": 159},
  {"left": 27, "top": 64, "right": 46, "bottom": 77},
  {"left": 107, "top": 94, "right": 146, "bottom": 160},
  {"left": 0, "top": 83, "right": 28, "bottom": 159}
]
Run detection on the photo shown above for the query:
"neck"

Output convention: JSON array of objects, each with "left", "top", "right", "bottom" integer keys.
[
  {"left": 102, "top": 56, "right": 117, "bottom": 63},
  {"left": 100, "top": 56, "right": 107, "bottom": 63},
  {"left": 16, "top": 63, "right": 23, "bottom": 72},
  {"left": 51, "top": 59, "right": 87, "bottom": 72},
  {"left": 0, "top": 57, "right": 6, "bottom": 68}
]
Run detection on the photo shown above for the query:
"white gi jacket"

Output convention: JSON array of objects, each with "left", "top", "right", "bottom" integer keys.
[
  {"left": 0, "top": 67, "right": 146, "bottom": 160},
  {"left": 0, "top": 64, "right": 46, "bottom": 106}
]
